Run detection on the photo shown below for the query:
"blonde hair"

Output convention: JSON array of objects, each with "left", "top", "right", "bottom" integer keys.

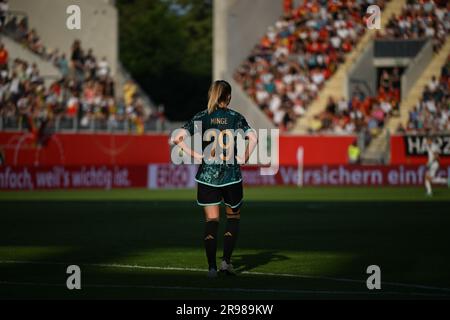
[{"left": 207, "top": 80, "right": 232, "bottom": 114}]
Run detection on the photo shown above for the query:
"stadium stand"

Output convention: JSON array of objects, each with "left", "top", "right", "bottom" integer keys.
[
  {"left": 379, "top": 0, "right": 448, "bottom": 52},
  {"left": 234, "top": 0, "right": 390, "bottom": 132},
  {"left": 313, "top": 0, "right": 449, "bottom": 136},
  {"left": 0, "top": 3, "right": 165, "bottom": 134},
  {"left": 0, "top": 39, "right": 154, "bottom": 134},
  {"left": 404, "top": 53, "right": 449, "bottom": 133},
  {"left": 309, "top": 67, "right": 401, "bottom": 135},
  {"left": 235, "top": 0, "right": 449, "bottom": 136}
]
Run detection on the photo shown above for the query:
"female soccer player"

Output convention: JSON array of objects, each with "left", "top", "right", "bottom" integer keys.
[
  {"left": 172, "top": 80, "right": 257, "bottom": 277},
  {"left": 424, "top": 136, "right": 450, "bottom": 196}
]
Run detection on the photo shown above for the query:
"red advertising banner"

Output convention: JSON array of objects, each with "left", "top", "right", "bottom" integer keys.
[
  {"left": 147, "top": 164, "right": 197, "bottom": 189},
  {"left": 145, "top": 164, "right": 448, "bottom": 189},
  {"left": 1, "top": 164, "right": 448, "bottom": 190},
  {"left": 2, "top": 132, "right": 448, "bottom": 168},
  {"left": 391, "top": 135, "right": 450, "bottom": 165},
  {"left": 0, "top": 132, "right": 357, "bottom": 166},
  {"left": 0, "top": 165, "right": 147, "bottom": 190},
  {"left": 241, "top": 165, "right": 448, "bottom": 187},
  {"left": 0, "top": 132, "right": 171, "bottom": 166},
  {"left": 278, "top": 135, "right": 356, "bottom": 165}
]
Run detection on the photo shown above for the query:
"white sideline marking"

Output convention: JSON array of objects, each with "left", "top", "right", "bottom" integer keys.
[
  {"left": 1, "top": 280, "right": 449, "bottom": 297},
  {"left": 1, "top": 260, "right": 450, "bottom": 295}
]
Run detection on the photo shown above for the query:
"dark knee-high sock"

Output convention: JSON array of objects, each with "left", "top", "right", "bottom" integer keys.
[
  {"left": 204, "top": 220, "right": 219, "bottom": 269},
  {"left": 223, "top": 217, "right": 240, "bottom": 264}
]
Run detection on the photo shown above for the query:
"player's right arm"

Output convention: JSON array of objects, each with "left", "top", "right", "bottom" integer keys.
[
  {"left": 432, "top": 144, "right": 440, "bottom": 162},
  {"left": 171, "top": 129, "right": 203, "bottom": 161},
  {"left": 171, "top": 110, "right": 206, "bottom": 162},
  {"left": 434, "top": 151, "right": 440, "bottom": 162}
]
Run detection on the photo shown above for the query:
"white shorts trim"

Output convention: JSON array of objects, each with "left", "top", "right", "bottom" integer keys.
[
  {"left": 224, "top": 200, "right": 243, "bottom": 209},
  {"left": 197, "top": 200, "right": 222, "bottom": 207},
  {"left": 195, "top": 179, "right": 242, "bottom": 188}
]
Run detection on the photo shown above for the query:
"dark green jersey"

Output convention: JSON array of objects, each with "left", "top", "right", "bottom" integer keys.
[{"left": 182, "top": 108, "right": 252, "bottom": 187}]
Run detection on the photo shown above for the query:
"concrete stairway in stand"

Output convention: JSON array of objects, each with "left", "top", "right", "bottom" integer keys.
[
  {"left": 0, "top": 35, "right": 61, "bottom": 85},
  {"left": 294, "top": 0, "right": 406, "bottom": 133},
  {"left": 387, "top": 37, "right": 450, "bottom": 133},
  {"left": 361, "top": 37, "right": 450, "bottom": 164}
]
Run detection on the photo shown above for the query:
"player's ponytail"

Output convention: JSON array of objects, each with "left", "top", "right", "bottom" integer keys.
[{"left": 207, "top": 80, "right": 232, "bottom": 114}]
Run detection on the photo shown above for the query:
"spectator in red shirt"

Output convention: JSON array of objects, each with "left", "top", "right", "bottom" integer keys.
[
  {"left": 283, "top": 0, "right": 293, "bottom": 15},
  {"left": 0, "top": 42, "right": 8, "bottom": 70}
]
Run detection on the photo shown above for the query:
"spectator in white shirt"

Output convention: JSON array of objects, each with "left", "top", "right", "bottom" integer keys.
[{"left": 97, "top": 57, "right": 109, "bottom": 78}]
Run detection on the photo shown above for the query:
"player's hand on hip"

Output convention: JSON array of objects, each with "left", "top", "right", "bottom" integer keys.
[{"left": 193, "top": 152, "right": 204, "bottom": 162}]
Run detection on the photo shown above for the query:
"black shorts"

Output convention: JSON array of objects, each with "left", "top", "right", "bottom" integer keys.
[{"left": 197, "top": 181, "right": 243, "bottom": 211}]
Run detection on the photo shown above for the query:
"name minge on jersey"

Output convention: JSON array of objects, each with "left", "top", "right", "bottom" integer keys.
[{"left": 210, "top": 117, "right": 228, "bottom": 125}]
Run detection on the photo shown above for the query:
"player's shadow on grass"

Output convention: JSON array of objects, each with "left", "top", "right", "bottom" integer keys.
[{"left": 232, "top": 251, "right": 289, "bottom": 273}]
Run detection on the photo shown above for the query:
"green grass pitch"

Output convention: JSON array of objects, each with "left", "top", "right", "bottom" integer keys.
[{"left": 1, "top": 187, "right": 450, "bottom": 299}]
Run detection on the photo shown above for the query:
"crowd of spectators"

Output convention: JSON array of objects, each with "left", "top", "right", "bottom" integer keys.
[
  {"left": 316, "top": 0, "right": 449, "bottom": 135},
  {"left": 378, "top": 0, "right": 449, "bottom": 52},
  {"left": 311, "top": 67, "right": 401, "bottom": 136},
  {"left": 0, "top": 10, "right": 161, "bottom": 134},
  {"left": 234, "top": 0, "right": 389, "bottom": 131},
  {"left": 402, "top": 54, "right": 450, "bottom": 133},
  {"left": 0, "top": 0, "right": 8, "bottom": 31},
  {"left": 382, "top": 0, "right": 449, "bottom": 134},
  {"left": 235, "top": 0, "right": 449, "bottom": 134}
]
